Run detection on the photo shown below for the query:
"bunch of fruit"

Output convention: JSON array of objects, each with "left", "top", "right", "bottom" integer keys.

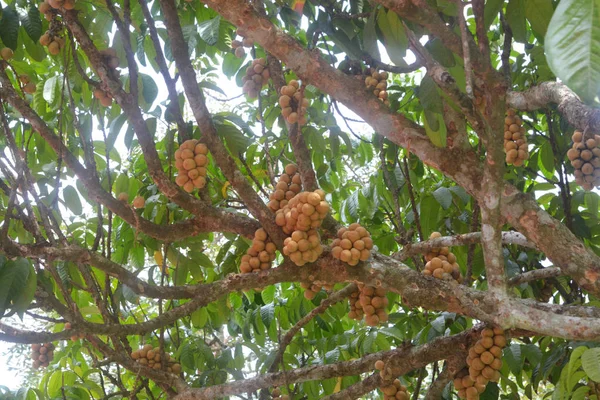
[
  {"left": 331, "top": 223, "right": 374, "bottom": 266},
  {"left": 282, "top": 229, "right": 323, "bottom": 266},
  {"left": 31, "top": 342, "right": 55, "bottom": 369},
  {"left": 99, "top": 48, "right": 120, "bottom": 69},
  {"left": 19, "top": 75, "right": 37, "bottom": 94},
  {"left": 357, "top": 283, "right": 388, "bottom": 326},
  {"left": 93, "top": 87, "right": 114, "bottom": 107},
  {"left": 240, "top": 228, "right": 277, "bottom": 273},
  {"left": 241, "top": 58, "right": 270, "bottom": 98},
  {"left": 347, "top": 286, "right": 364, "bottom": 320},
  {"left": 422, "top": 232, "right": 462, "bottom": 282},
  {"left": 455, "top": 327, "right": 506, "bottom": 399},
  {"left": 300, "top": 281, "right": 332, "bottom": 300},
  {"left": 503, "top": 109, "right": 529, "bottom": 166},
  {"left": 39, "top": 31, "right": 64, "bottom": 55},
  {"left": 374, "top": 360, "right": 409, "bottom": 399},
  {"left": 174, "top": 139, "right": 210, "bottom": 192},
  {"left": 279, "top": 80, "right": 310, "bottom": 125},
  {"left": 267, "top": 164, "right": 302, "bottom": 212},
  {"left": 271, "top": 387, "right": 289, "bottom": 400},
  {"left": 274, "top": 190, "right": 328, "bottom": 234},
  {"left": 567, "top": 130, "right": 600, "bottom": 191},
  {"left": 231, "top": 28, "right": 254, "bottom": 58},
  {"left": 131, "top": 344, "right": 181, "bottom": 373},
  {"left": 364, "top": 69, "right": 390, "bottom": 105}
]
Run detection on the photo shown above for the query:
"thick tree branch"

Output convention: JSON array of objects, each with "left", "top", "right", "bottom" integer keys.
[{"left": 508, "top": 82, "right": 600, "bottom": 133}]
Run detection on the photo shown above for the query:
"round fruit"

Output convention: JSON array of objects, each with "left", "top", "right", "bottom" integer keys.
[{"left": 1, "top": 48, "right": 13, "bottom": 60}]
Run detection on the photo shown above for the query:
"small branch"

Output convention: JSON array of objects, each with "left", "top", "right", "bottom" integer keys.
[
  {"left": 508, "top": 267, "right": 562, "bottom": 286},
  {"left": 455, "top": 0, "right": 474, "bottom": 98},
  {"left": 268, "top": 284, "right": 357, "bottom": 373}
]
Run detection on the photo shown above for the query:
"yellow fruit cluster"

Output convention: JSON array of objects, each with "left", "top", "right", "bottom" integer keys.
[
  {"left": 240, "top": 228, "right": 277, "bottom": 273},
  {"left": 504, "top": 109, "right": 529, "bottom": 166},
  {"left": 422, "top": 232, "right": 462, "bottom": 282},
  {"left": 347, "top": 286, "right": 364, "bottom": 320},
  {"left": 282, "top": 230, "right": 323, "bottom": 266},
  {"left": 455, "top": 327, "right": 506, "bottom": 399},
  {"left": 279, "top": 80, "right": 310, "bottom": 125},
  {"left": 174, "top": 139, "right": 210, "bottom": 192},
  {"left": 358, "top": 283, "right": 388, "bottom": 326},
  {"left": 275, "top": 190, "right": 328, "bottom": 234},
  {"left": 39, "top": 0, "right": 74, "bottom": 21},
  {"left": 31, "top": 342, "right": 55, "bottom": 369},
  {"left": 19, "top": 75, "right": 36, "bottom": 94},
  {"left": 567, "top": 130, "right": 600, "bottom": 191},
  {"left": 131, "top": 344, "right": 181, "bottom": 373},
  {"left": 365, "top": 69, "right": 390, "bottom": 105},
  {"left": 374, "top": 360, "right": 409, "bottom": 399},
  {"left": 93, "top": 88, "right": 113, "bottom": 107},
  {"left": 242, "top": 58, "right": 270, "bottom": 98},
  {"left": 100, "top": 48, "right": 119, "bottom": 69},
  {"left": 271, "top": 388, "right": 289, "bottom": 400},
  {"left": 231, "top": 28, "right": 254, "bottom": 58},
  {"left": 331, "top": 223, "right": 373, "bottom": 266},
  {"left": 39, "top": 31, "right": 64, "bottom": 55},
  {"left": 268, "top": 164, "right": 302, "bottom": 212},
  {"left": 300, "top": 281, "right": 332, "bottom": 300}
]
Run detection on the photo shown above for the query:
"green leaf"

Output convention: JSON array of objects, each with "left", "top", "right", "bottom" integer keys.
[
  {"left": 545, "top": 0, "right": 600, "bottom": 103},
  {"left": 260, "top": 303, "right": 274, "bottom": 328},
  {"left": 581, "top": 348, "right": 600, "bottom": 382},
  {"left": 418, "top": 195, "right": 441, "bottom": 237},
  {"left": 43, "top": 76, "right": 60, "bottom": 105},
  {"left": 21, "top": 5, "right": 42, "bottom": 42},
  {"left": 0, "top": 7, "right": 20, "bottom": 51},
  {"left": 484, "top": 0, "right": 505, "bottom": 29},
  {"left": 63, "top": 185, "right": 83, "bottom": 215},
  {"left": 191, "top": 307, "right": 209, "bottom": 328},
  {"left": 432, "top": 187, "right": 452, "bottom": 209},
  {"left": 140, "top": 73, "right": 158, "bottom": 106},
  {"left": 198, "top": 16, "right": 221, "bottom": 46},
  {"left": 506, "top": 0, "right": 528, "bottom": 43},
  {"left": 525, "top": 0, "right": 554, "bottom": 37},
  {"left": 0, "top": 258, "right": 31, "bottom": 316},
  {"left": 417, "top": 76, "right": 443, "bottom": 113},
  {"left": 423, "top": 110, "right": 447, "bottom": 148},
  {"left": 11, "top": 262, "right": 36, "bottom": 318},
  {"left": 377, "top": 9, "right": 408, "bottom": 66},
  {"left": 363, "top": 12, "right": 380, "bottom": 61}
]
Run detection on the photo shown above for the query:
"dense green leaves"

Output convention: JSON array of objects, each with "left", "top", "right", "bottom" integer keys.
[
  {"left": 0, "top": 7, "right": 20, "bottom": 51},
  {"left": 546, "top": 0, "right": 600, "bottom": 104}
]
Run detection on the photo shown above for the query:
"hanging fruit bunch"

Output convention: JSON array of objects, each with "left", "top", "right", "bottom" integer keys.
[
  {"left": 242, "top": 58, "right": 270, "bottom": 98},
  {"left": 455, "top": 327, "right": 506, "bottom": 399},
  {"left": 231, "top": 28, "right": 254, "bottom": 58},
  {"left": 275, "top": 190, "right": 329, "bottom": 266},
  {"left": 19, "top": 75, "right": 37, "bottom": 94},
  {"left": 93, "top": 87, "right": 114, "bottom": 107},
  {"left": 300, "top": 281, "right": 332, "bottom": 300},
  {"left": 374, "top": 359, "right": 409, "bottom": 399},
  {"left": 331, "top": 223, "right": 374, "bottom": 266},
  {"left": 268, "top": 164, "right": 302, "bottom": 212},
  {"left": 503, "top": 109, "right": 529, "bottom": 166},
  {"left": 131, "top": 344, "right": 181, "bottom": 373},
  {"left": 31, "top": 342, "right": 55, "bottom": 369},
  {"left": 271, "top": 387, "right": 289, "bottom": 400},
  {"left": 347, "top": 285, "right": 364, "bottom": 321},
  {"left": 567, "top": 130, "right": 600, "bottom": 191},
  {"left": 174, "top": 139, "right": 210, "bottom": 193},
  {"left": 364, "top": 69, "right": 390, "bottom": 105},
  {"left": 99, "top": 48, "right": 120, "bottom": 69},
  {"left": 279, "top": 80, "right": 310, "bottom": 125},
  {"left": 240, "top": 228, "right": 277, "bottom": 274},
  {"left": 422, "top": 231, "right": 463, "bottom": 283}
]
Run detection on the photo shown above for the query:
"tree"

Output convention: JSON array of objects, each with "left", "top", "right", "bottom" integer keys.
[{"left": 0, "top": 0, "right": 600, "bottom": 397}]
